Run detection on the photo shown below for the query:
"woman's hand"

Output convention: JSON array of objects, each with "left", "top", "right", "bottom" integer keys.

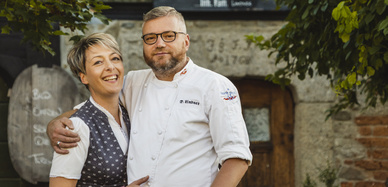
[{"left": 126, "top": 176, "right": 149, "bottom": 187}]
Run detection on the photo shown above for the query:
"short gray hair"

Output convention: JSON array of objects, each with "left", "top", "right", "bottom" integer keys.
[{"left": 142, "top": 6, "right": 186, "bottom": 32}]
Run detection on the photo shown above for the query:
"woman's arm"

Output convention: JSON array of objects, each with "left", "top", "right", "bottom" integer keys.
[
  {"left": 49, "top": 177, "right": 77, "bottom": 187},
  {"left": 49, "top": 118, "right": 89, "bottom": 186}
]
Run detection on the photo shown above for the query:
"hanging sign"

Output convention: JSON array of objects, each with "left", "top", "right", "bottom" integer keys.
[{"left": 154, "top": 0, "right": 287, "bottom": 11}]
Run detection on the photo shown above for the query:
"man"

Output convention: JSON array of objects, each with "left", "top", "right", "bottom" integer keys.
[{"left": 48, "top": 6, "right": 252, "bottom": 187}]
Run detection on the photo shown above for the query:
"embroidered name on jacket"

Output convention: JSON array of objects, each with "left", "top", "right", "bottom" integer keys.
[{"left": 180, "top": 99, "right": 200, "bottom": 105}]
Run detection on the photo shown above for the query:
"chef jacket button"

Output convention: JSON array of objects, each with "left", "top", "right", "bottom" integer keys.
[
  {"left": 158, "top": 131, "right": 162, "bottom": 135},
  {"left": 133, "top": 131, "right": 137, "bottom": 134},
  {"left": 138, "top": 108, "right": 142, "bottom": 112},
  {"left": 144, "top": 83, "right": 148, "bottom": 88},
  {"left": 129, "top": 156, "right": 133, "bottom": 160},
  {"left": 151, "top": 156, "right": 156, "bottom": 160}
]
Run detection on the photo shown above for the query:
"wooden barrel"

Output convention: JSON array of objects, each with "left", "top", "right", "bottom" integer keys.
[{"left": 8, "top": 64, "right": 80, "bottom": 184}]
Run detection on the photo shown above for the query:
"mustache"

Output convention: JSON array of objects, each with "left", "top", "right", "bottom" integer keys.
[{"left": 152, "top": 48, "right": 170, "bottom": 54}]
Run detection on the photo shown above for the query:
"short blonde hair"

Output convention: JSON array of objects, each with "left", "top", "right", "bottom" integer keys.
[{"left": 67, "top": 33, "right": 122, "bottom": 81}]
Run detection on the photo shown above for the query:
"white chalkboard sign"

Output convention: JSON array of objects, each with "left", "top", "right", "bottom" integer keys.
[{"left": 7, "top": 64, "right": 80, "bottom": 184}]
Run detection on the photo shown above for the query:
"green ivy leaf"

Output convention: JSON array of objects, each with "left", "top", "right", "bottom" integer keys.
[
  {"left": 378, "top": 17, "right": 388, "bottom": 31},
  {"left": 368, "top": 45, "right": 381, "bottom": 55},
  {"left": 93, "top": 13, "right": 110, "bottom": 25},
  {"left": 384, "top": 52, "right": 388, "bottom": 62},
  {"left": 298, "top": 73, "right": 305, "bottom": 80},
  {"left": 332, "top": 7, "right": 340, "bottom": 20},
  {"left": 375, "top": 58, "right": 383, "bottom": 69},
  {"left": 69, "top": 35, "right": 85, "bottom": 44},
  {"left": 265, "top": 74, "right": 274, "bottom": 81},
  {"left": 338, "top": 1, "right": 345, "bottom": 8},
  {"left": 302, "top": 7, "right": 311, "bottom": 19},
  {"left": 376, "top": 0, "right": 387, "bottom": 15},
  {"left": 348, "top": 72, "right": 357, "bottom": 85},
  {"left": 1, "top": 25, "right": 12, "bottom": 34},
  {"left": 52, "top": 30, "right": 67, "bottom": 36},
  {"left": 321, "top": 2, "right": 329, "bottom": 11},
  {"left": 341, "top": 7, "right": 349, "bottom": 18},
  {"left": 367, "top": 66, "right": 375, "bottom": 76},
  {"left": 364, "top": 14, "right": 375, "bottom": 25},
  {"left": 340, "top": 33, "right": 350, "bottom": 42}
]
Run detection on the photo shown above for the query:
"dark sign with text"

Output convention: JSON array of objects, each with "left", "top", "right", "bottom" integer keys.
[{"left": 154, "top": 0, "right": 287, "bottom": 11}]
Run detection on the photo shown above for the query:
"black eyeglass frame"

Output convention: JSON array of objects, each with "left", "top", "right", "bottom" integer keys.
[{"left": 141, "top": 31, "right": 186, "bottom": 45}]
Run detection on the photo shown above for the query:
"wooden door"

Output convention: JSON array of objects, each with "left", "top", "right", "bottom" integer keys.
[{"left": 233, "top": 78, "right": 294, "bottom": 187}]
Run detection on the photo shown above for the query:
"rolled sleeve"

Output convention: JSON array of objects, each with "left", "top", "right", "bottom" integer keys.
[
  {"left": 208, "top": 78, "right": 252, "bottom": 166},
  {"left": 49, "top": 117, "right": 90, "bottom": 179}
]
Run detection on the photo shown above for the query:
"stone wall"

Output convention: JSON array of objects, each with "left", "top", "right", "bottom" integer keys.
[
  {"left": 60, "top": 19, "right": 388, "bottom": 186},
  {"left": 337, "top": 114, "right": 388, "bottom": 186}
]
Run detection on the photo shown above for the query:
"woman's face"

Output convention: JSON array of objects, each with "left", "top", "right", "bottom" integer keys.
[{"left": 79, "top": 44, "right": 124, "bottom": 98}]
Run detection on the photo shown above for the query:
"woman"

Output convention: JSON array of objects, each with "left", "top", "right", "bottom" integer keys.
[{"left": 49, "top": 33, "right": 147, "bottom": 187}]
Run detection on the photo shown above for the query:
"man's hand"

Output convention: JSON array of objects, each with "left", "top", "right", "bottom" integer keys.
[
  {"left": 46, "top": 110, "right": 80, "bottom": 154},
  {"left": 127, "top": 176, "right": 149, "bottom": 187}
]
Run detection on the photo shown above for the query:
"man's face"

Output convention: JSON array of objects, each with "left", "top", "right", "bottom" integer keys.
[{"left": 142, "top": 16, "right": 190, "bottom": 78}]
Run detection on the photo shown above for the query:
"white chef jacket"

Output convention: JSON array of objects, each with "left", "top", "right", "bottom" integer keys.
[
  {"left": 121, "top": 59, "right": 252, "bottom": 187},
  {"left": 49, "top": 97, "right": 129, "bottom": 179}
]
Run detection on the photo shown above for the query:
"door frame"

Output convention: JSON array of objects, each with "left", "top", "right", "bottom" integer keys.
[{"left": 232, "top": 77, "right": 295, "bottom": 187}]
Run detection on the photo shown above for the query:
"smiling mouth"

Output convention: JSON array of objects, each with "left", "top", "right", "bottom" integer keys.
[{"left": 103, "top": 75, "right": 118, "bottom": 81}]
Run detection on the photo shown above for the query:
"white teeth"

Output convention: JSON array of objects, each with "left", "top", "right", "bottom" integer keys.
[{"left": 103, "top": 75, "right": 118, "bottom": 81}]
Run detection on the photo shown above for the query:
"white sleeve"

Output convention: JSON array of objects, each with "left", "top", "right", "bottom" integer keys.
[
  {"left": 208, "top": 77, "right": 253, "bottom": 166},
  {"left": 73, "top": 101, "right": 86, "bottom": 110},
  {"left": 49, "top": 117, "right": 90, "bottom": 179}
]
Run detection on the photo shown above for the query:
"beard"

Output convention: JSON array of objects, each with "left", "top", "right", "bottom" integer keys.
[{"left": 143, "top": 50, "right": 186, "bottom": 77}]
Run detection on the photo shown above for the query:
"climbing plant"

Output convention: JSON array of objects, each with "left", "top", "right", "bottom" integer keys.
[
  {"left": 247, "top": 0, "right": 388, "bottom": 116},
  {"left": 0, "top": 0, "right": 111, "bottom": 55}
]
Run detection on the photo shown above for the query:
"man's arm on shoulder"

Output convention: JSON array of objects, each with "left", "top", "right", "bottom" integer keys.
[
  {"left": 47, "top": 110, "right": 80, "bottom": 154},
  {"left": 211, "top": 158, "right": 249, "bottom": 187}
]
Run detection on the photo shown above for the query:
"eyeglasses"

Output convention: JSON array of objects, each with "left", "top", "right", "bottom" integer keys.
[{"left": 141, "top": 31, "right": 186, "bottom": 45}]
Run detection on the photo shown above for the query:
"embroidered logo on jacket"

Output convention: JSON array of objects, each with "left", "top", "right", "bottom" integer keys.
[
  {"left": 180, "top": 68, "right": 187, "bottom": 75},
  {"left": 221, "top": 89, "right": 237, "bottom": 101}
]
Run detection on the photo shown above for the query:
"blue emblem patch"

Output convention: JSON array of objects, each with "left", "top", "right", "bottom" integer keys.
[{"left": 221, "top": 88, "right": 237, "bottom": 101}]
